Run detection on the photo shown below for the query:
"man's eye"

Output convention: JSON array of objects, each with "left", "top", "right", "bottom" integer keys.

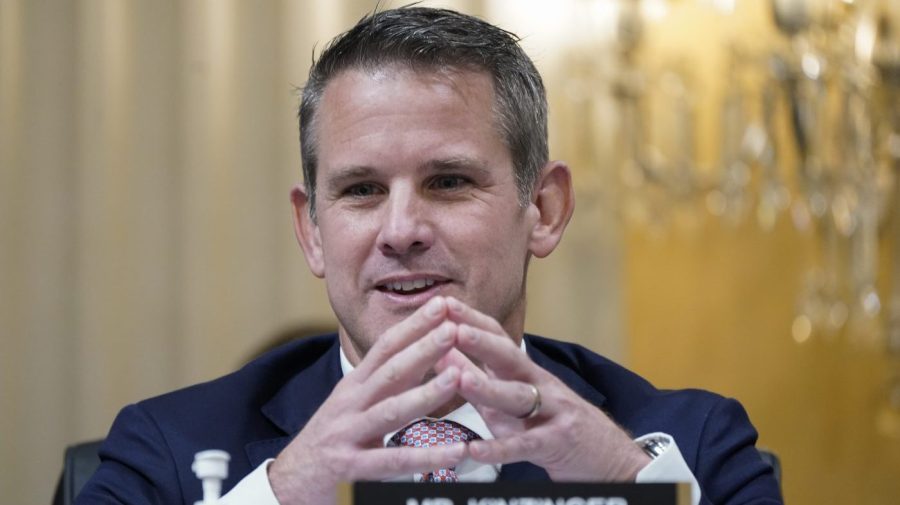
[
  {"left": 430, "top": 175, "right": 469, "bottom": 191},
  {"left": 344, "top": 183, "right": 380, "bottom": 198}
]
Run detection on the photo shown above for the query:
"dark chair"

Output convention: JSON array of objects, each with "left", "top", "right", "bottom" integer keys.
[
  {"left": 52, "top": 439, "right": 104, "bottom": 505},
  {"left": 758, "top": 449, "right": 782, "bottom": 491}
]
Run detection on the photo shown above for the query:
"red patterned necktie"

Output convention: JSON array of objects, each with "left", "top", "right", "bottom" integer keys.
[{"left": 389, "top": 419, "right": 481, "bottom": 482}]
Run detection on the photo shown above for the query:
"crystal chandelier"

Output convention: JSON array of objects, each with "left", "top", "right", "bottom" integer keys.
[
  {"left": 603, "top": 0, "right": 900, "bottom": 429},
  {"left": 611, "top": 0, "right": 900, "bottom": 345}
]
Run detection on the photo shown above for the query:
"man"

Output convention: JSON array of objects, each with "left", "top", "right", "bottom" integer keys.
[{"left": 76, "top": 7, "right": 781, "bottom": 505}]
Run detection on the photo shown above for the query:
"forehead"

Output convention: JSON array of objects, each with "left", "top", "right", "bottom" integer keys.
[
  {"left": 314, "top": 65, "right": 510, "bottom": 173},
  {"left": 319, "top": 65, "right": 497, "bottom": 126},
  {"left": 331, "top": 62, "right": 494, "bottom": 91}
]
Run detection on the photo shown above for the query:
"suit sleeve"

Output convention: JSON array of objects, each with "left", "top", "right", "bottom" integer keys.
[
  {"left": 74, "top": 404, "right": 184, "bottom": 505},
  {"left": 693, "top": 397, "right": 783, "bottom": 505}
]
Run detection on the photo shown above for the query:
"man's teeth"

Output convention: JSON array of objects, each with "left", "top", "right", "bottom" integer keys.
[{"left": 388, "top": 279, "right": 436, "bottom": 292}]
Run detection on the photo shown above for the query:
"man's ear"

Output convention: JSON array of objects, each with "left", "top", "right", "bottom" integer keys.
[
  {"left": 290, "top": 184, "right": 325, "bottom": 278},
  {"left": 528, "top": 160, "right": 575, "bottom": 258}
]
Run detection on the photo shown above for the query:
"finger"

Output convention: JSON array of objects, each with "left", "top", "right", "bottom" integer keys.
[
  {"left": 473, "top": 405, "right": 523, "bottom": 439},
  {"left": 445, "top": 297, "right": 505, "bottom": 335},
  {"left": 348, "top": 443, "right": 467, "bottom": 481},
  {"left": 360, "top": 320, "right": 458, "bottom": 402},
  {"left": 455, "top": 323, "right": 535, "bottom": 380},
  {"left": 459, "top": 370, "right": 545, "bottom": 419},
  {"left": 466, "top": 429, "right": 550, "bottom": 466},
  {"left": 363, "top": 366, "right": 461, "bottom": 436},
  {"left": 433, "top": 347, "right": 483, "bottom": 378},
  {"left": 353, "top": 296, "right": 448, "bottom": 380}
]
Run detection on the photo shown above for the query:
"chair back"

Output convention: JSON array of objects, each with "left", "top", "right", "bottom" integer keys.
[
  {"left": 758, "top": 448, "right": 782, "bottom": 490},
  {"left": 52, "top": 439, "right": 104, "bottom": 505}
]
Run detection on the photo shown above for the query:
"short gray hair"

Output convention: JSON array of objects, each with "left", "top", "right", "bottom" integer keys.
[{"left": 299, "top": 6, "right": 548, "bottom": 217}]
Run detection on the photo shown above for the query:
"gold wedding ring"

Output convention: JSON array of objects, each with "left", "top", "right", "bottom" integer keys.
[{"left": 518, "top": 383, "right": 541, "bottom": 419}]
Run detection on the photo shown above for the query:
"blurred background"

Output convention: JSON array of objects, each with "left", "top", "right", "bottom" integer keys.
[{"left": 2, "top": 0, "right": 900, "bottom": 503}]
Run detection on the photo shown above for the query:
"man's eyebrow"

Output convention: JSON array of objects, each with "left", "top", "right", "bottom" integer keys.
[
  {"left": 423, "top": 157, "right": 491, "bottom": 176},
  {"left": 324, "top": 166, "right": 376, "bottom": 193},
  {"left": 323, "top": 159, "right": 491, "bottom": 193}
]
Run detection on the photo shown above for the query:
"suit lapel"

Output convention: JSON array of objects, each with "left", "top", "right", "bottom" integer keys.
[
  {"left": 525, "top": 335, "right": 607, "bottom": 411},
  {"left": 245, "top": 437, "right": 294, "bottom": 468},
  {"left": 245, "top": 337, "right": 343, "bottom": 467}
]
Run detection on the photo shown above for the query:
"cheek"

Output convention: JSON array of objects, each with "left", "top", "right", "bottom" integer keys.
[
  {"left": 450, "top": 211, "right": 530, "bottom": 270},
  {"left": 319, "top": 218, "right": 378, "bottom": 278},
  {"left": 320, "top": 213, "right": 378, "bottom": 250}
]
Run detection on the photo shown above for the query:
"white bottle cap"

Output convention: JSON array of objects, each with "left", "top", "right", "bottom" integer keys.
[{"left": 192, "top": 450, "right": 231, "bottom": 480}]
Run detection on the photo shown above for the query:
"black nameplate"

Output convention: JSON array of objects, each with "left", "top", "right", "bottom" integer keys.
[{"left": 338, "top": 482, "right": 689, "bottom": 505}]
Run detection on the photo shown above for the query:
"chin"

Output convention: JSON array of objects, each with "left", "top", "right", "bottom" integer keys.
[{"left": 338, "top": 319, "right": 393, "bottom": 357}]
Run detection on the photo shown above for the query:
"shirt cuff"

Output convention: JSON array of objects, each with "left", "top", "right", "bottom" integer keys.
[
  {"left": 634, "top": 433, "right": 701, "bottom": 505},
  {"left": 218, "top": 458, "right": 280, "bottom": 505}
]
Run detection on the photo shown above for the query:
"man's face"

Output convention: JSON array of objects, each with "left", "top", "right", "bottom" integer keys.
[{"left": 295, "top": 67, "right": 542, "bottom": 363}]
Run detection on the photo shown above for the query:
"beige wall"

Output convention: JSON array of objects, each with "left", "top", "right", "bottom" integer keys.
[{"left": 0, "top": 2, "right": 623, "bottom": 504}]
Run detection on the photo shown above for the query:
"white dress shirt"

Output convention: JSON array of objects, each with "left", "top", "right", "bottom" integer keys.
[{"left": 220, "top": 342, "right": 701, "bottom": 505}]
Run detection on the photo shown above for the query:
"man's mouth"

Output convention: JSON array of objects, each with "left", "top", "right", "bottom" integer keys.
[{"left": 376, "top": 277, "right": 449, "bottom": 296}]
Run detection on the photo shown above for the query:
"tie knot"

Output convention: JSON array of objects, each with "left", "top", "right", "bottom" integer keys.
[{"left": 390, "top": 419, "right": 480, "bottom": 448}]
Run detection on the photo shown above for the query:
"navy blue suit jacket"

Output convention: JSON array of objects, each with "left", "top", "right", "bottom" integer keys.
[{"left": 76, "top": 334, "right": 782, "bottom": 504}]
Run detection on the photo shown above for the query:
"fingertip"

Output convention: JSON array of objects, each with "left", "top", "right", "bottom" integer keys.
[
  {"left": 434, "top": 349, "right": 462, "bottom": 373},
  {"left": 458, "top": 324, "right": 479, "bottom": 345},
  {"left": 467, "top": 440, "right": 489, "bottom": 460},
  {"left": 438, "top": 347, "right": 475, "bottom": 371},
  {"left": 425, "top": 296, "right": 446, "bottom": 318},
  {"left": 432, "top": 321, "right": 456, "bottom": 346},
  {"left": 433, "top": 441, "right": 467, "bottom": 464},
  {"left": 437, "top": 442, "right": 466, "bottom": 466},
  {"left": 460, "top": 369, "right": 482, "bottom": 390},
  {"left": 446, "top": 296, "right": 464, "bottom": 314},
  {"left": 437, "top": 366, "right": 459, "bottom": 388}
]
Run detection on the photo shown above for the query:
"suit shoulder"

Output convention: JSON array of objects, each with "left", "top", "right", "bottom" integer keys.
[
  {"left": 525, "top": 336, "right": 779, "bottom": 501},
  {"left": 525, "top": 334, "right": 724, "bottom": 411},
  {"left": 138, "top": 334, "right": 339, "bottom": 418}
]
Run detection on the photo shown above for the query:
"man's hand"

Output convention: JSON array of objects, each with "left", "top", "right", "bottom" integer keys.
[
  {"left": 268, "top": 295, "right": 651, "bottom": 504},
  {"left": 444, "top": 297, "right": 652, "bottom": 482},
  {"left": 268, "top": 297, "right": 468, "bottom": 505}
]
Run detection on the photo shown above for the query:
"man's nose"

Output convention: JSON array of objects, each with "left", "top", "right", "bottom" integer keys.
[{"left": 376, "top": 190, "right": 434, "bottom": 256}]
